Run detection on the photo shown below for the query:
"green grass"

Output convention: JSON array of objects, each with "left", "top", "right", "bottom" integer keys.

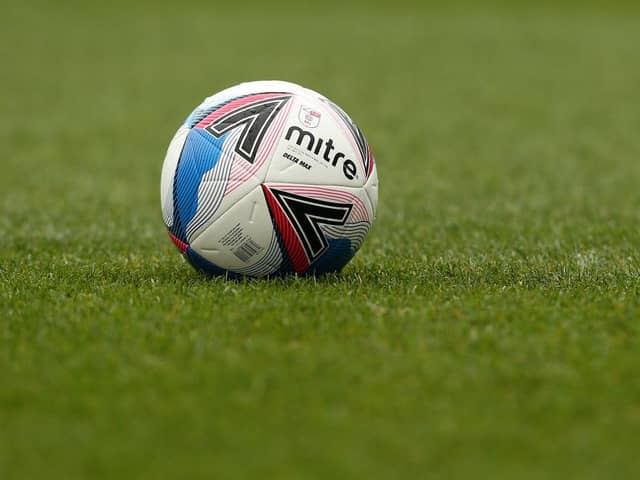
[{"left": 2, "top": 1, "right": 640, "bottom": 478}]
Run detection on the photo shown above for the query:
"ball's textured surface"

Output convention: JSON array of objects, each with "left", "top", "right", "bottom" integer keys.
[{"left": 161, "top": 80, "right": 378, "bottom": 277}]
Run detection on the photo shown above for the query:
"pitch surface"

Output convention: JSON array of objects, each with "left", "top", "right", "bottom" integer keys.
[{"left": 1, "top": 1, "right": 639, "bottom": 478}]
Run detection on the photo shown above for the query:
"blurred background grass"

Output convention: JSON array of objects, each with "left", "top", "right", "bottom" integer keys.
[{"left": 1, "top": 1, "right": 640, "bottom": 479}]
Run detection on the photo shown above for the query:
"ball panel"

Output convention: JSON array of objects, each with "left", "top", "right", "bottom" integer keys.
[
  {"left": 182, "top": 127, "right": 261, "bottom": 243},
  {"left": 170, "top": 128, "right": 227, "bottom": 244},
  {"left": 189, "top": 186, "right": 282, "bottom": 276},
  {"left": 264, "top": 94, "right": 366, "bottom": 188},
  {"left": 183, "top": 92, "right": 294, "bottom": 243},
  {"left": 193, "top": 93, "right": 294, "bottom": 188},
  {"left": 262, "top": 183, "right": 373, "bottom": 275},
  {"left": 161, "top": 125, "right": 189, "bottom": 229}
]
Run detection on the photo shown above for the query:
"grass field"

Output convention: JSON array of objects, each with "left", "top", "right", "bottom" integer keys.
[{"left": 2, "top": 1, "right": 640, "bottom": 478}]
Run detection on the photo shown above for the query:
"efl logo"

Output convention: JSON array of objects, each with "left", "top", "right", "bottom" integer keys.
[{"left": 299, "top": 106, "right": 321, "bottom": 128}]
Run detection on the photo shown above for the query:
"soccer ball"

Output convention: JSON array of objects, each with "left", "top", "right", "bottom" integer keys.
[{"left": 160, "top": 80, "right": 378, "bottom": 277}]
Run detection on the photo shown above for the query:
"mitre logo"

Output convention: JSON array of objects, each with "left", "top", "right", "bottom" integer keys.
[{"left": 284, "top": 126, "right": 358, "bottom": 180}]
